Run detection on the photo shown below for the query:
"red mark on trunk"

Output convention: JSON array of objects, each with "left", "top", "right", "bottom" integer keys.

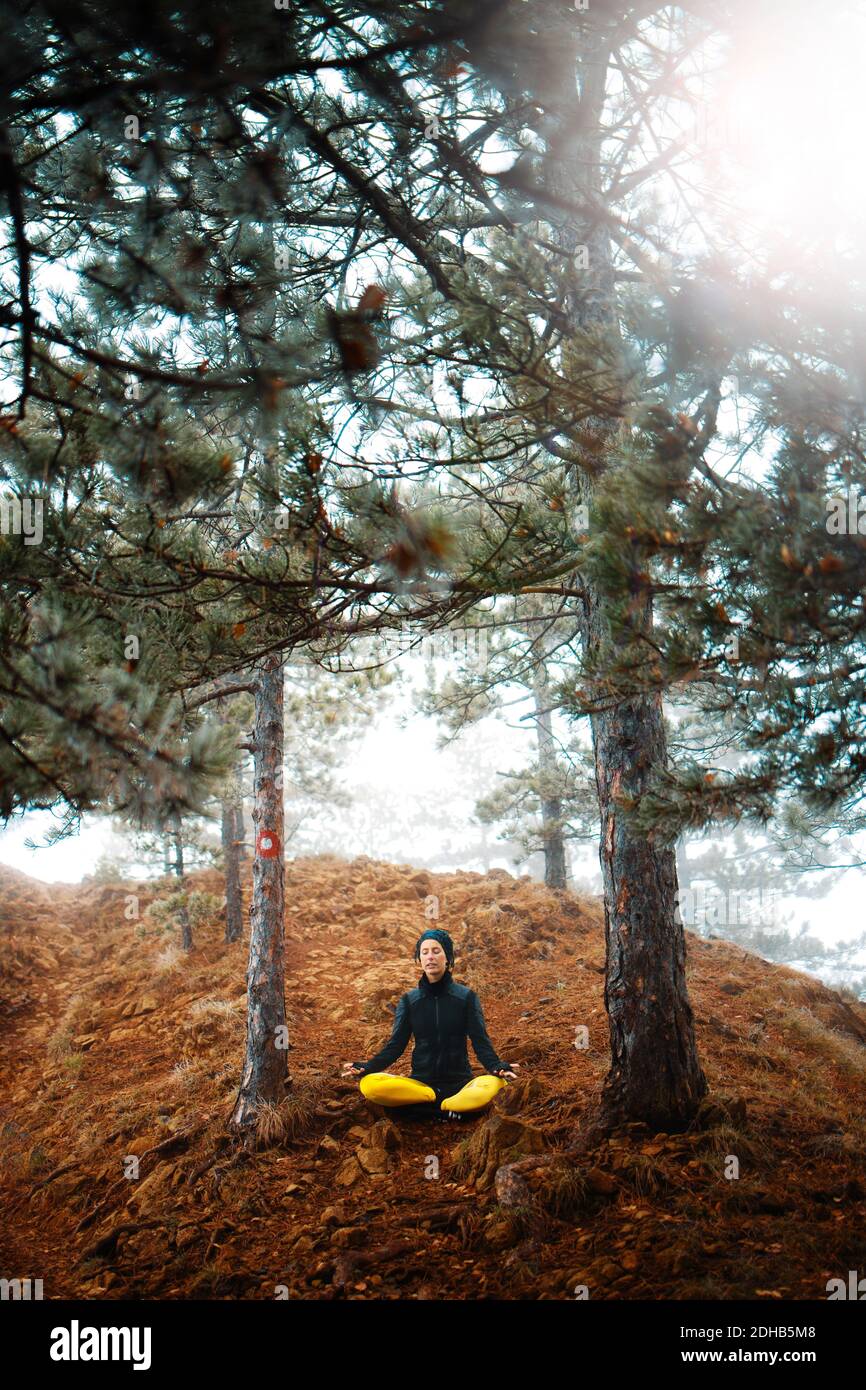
[{"left": 256, "top": 830, "right": 280, "bottom": 859}]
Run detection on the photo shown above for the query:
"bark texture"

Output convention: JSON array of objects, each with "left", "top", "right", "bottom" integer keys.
[
  {"left": 230, "top": 656, "right": 287, "bottom": 1129},
  {"left": 235, "top": 801, "right": 247, "bottom": 860},
  {"left": 171, "top": 811, "right": 193, "bottom": 951},
  {"left": 584, "top": 589, "right": 707, "bottom": 1129},
  {"left": 221, "top": 799, "right": 244, "bottom": 944}
]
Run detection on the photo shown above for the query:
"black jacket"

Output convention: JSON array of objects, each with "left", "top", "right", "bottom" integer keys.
[{"left": 354, "top": 972, "right": 507, "bottom": 1087}]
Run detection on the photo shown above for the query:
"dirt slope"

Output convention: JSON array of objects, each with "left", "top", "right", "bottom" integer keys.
[{"left": 1, "top": 855, "right": 865, "bottom": 1300}]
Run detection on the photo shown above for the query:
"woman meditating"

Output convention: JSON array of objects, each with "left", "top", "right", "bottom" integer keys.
[{"left": 341, "top": 927, "right": 519, "bottom": 1120}]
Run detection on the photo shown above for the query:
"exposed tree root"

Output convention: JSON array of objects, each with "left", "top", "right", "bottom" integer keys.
[
  {"left": 330, "top": 1239, "right": 418, "bottom": 1289},
  {"left": 80, "top": 1220, "right": 164, "bottom": 1262}
]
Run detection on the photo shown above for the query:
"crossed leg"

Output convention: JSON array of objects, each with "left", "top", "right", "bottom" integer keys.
[
  {"left": 439, "top": 1074, "right": 504, "bottom": 1112},
  {"left": 359, "top": 1073, "right": 505, "bottom": 1113},
  {"left": 359, "top": 1075, "right": 438, "bottom": 1107}
]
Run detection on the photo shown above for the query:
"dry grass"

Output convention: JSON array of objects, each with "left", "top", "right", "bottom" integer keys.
[
  {"left": 254, "top": 1079, "right": 327, "bottom": 1146},
  {"left": 776, "top": 1005, "right": 866, "bottom": 1078},
  {"left": 61, "top": 1051, "right": 84, "bottom": 1079},
  {"left": 736, "top": 1034, "right": 792, "bottom": 1073},
  {"left": 543, "top": 1162, "right": 593, "bottom": 1218},
  {"left": 168, "top": 1059, "right": 198, "bottom": 1092},
  {"left": 693, "top": 1121, "right": 765, "bottom": 1170},
  {"left": 47, "top": 1029, "right": 76, "bottom": 1061},
  {"left": 154, "top": 943, "right": 183, "bottom": 975},
  {"left": 619, "top": 1152, "right": 671, "bottom": 1197}
]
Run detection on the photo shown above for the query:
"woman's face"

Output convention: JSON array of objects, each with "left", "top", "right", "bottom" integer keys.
[{"left": 419, "top": 939, "right": 447, "bottom": 981}]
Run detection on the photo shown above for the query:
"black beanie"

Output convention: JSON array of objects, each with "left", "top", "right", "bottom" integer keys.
[{"left": 414, "top": 927, "right": 455, "bottom": 968}]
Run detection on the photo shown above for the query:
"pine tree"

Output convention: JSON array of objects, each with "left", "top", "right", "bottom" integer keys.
[
  {"left": 1, "top": 0, "right": 575, "bottom": 816},
  {"left": 416, "top": 597, "right": 597, "bottom": 885},
  {"left": 8, "top": 1, "right": 866, "bottom": 1139},
  {"left": 387, "top": 0, "right": 866, "bottom": 1127}
]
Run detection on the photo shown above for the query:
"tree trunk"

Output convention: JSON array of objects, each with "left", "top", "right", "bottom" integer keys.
[
  {"left": 235, "top": 800, "right": 247, "bottom": 860},
  {"left": 532, "top": 670, "right": 568, "bottom": 890},
  {"left": 552, "top": 9, "right": 706, "bottom": 1130},
  {"left": 222, "top": 799, "right": 243, "bottom": 943},
  {"left": 178, "top": 905, "right": 193, "bottom": 953},
  {"left": 170, "top": 811, "right": 183, "bottom": 878},
  {"left": 230, "top": 655, "right": 287, "bottom": 1130},
  {"left": 585, "top": 596, "right": 707, "bottom": 1129},
  {"left": 171, "top": 811, "right": 193, "bottom": 951}
]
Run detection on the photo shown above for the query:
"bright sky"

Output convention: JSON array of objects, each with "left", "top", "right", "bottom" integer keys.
[{"left": 714, "top": 3, "right": 866, "bottom": 235}]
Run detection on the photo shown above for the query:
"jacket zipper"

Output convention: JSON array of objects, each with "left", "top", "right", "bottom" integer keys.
[{"left": 435, "top": 997, "right": 440, "bottom": 1070}]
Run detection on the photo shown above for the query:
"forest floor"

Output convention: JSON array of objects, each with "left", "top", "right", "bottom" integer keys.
[{"left": 2, "top": 854, "right": 866, "bottom": 1301}]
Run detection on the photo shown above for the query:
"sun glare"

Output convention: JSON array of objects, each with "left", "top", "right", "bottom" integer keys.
[{"left": 699, "top": 4, "right": 866, "bottom": 241}]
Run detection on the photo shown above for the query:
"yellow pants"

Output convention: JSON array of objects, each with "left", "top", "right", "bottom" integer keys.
[{"left": 359, "top": 1073, "right": 505, "bottom": 1112}]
